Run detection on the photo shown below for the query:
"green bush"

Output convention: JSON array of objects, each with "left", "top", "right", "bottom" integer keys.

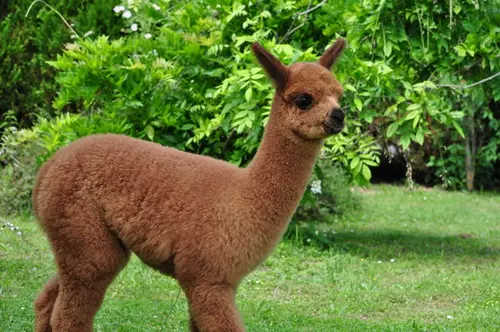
[
  {"left": 0, "top": 111, "right": 135, "bottom": 214},
  {"left": 1, "top": 0, "right": 499, "bottom": 216},
  {"left": 40, "top": 0, "right": 382, "bottom": 179},
  {"left": 296, "top": 161, "right": 361, "bottom": 222},
  {"left": 0, "top": 126, "right": 42, "bottom": 215},
  {"left": 0, "top": 0, "right": 122, "bottom": 129},
  {"left": 41, "top": 0, "right": 499, "bottom": 190},
  {"left": 286, "top": 160, "right": 361, "bottom": 248}
]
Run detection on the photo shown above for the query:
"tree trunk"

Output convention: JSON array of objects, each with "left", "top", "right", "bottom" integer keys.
[
  {"left": 464, "top": 111, "right": 476, "bottom": 192},
  {"left": 404, "top": 152, "right": 414, "bottom": 190}
]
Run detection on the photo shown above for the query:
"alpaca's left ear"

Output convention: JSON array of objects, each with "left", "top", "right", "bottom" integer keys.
[
  {"left": 252, "top": 42, "right": 288, "bottom": 91},
  {"left": 318, "top": 38, "right": 347, "bottom": 69}
]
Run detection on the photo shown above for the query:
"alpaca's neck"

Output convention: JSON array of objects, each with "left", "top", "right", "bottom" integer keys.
[{"left": 244, "top": 99, "right": 322, "bottom": 227}]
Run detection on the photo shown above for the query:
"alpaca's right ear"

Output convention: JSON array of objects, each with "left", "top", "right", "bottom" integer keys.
[{"left": 252, "top": 43, "right": 288, "bottom": 91}]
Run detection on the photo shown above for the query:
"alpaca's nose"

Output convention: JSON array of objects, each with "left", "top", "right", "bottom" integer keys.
[{"left": 329, "top": 107, "right": 345, "bottom": 123}]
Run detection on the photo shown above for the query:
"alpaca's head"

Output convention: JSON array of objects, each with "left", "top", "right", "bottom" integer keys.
[{"left": 252, "top": 39, "right": 347, "bottom": 140}]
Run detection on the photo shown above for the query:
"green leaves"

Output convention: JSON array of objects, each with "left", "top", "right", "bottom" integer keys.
[
  {"left": 245, "top": 87, "right": 253, "bottom": 102},
  {"left": 452, "top": 121, "right": 465, "bottom": 139},
  {"left": 383, "top": 41, "right": 392, "bottom": 57},
  {"left": 400, "top": 135, "right": 411, "bottom": 150},
  {"left": 325, "top": 125, "right": 380, "bottom": 186},
  {"left": 387, "top": 123, "right": 399, "bottom": 138},
  {"left": 361, "top": 164, "right": 372, "bottom": 182},
  {"left": 415, "top": 129, "right": 425, "bottom": 145},
  {"left": 406, "top": 103, "right": 421, "bottom": 112},
  {"left": 145, "top": 125, "right": 154, "bottom": 141},
  {"left": 350, "top": 156, "right": 360, "bottom": 170},
  {"left": 14, "top": 0, "right": 498, "bottom": 193},
  {"left": 354, "top": 98, "right": 363, "bottom": 111}
]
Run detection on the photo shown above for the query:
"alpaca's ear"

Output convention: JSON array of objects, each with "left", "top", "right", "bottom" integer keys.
[
  {"left": 252, "top": 43, "right": 288, "bottom": 91},
  {"left": 318, "top": 38, "right": 347, "bottom": 69}
]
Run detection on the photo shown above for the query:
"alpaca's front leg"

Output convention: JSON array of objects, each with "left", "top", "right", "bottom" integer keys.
[{"left": 185, "top": 284, "right": 245, "bottom": 332}]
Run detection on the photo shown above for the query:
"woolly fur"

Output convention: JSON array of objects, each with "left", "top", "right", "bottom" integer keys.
[{"left": 33, "top": 39, "right": 347, "bottom": 332}]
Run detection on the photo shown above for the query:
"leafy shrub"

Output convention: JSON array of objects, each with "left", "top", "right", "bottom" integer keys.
[
  {"left": 44, "top": 0, "right": 499, "bottom": 190},
  {"left": 296, "top": 160, "right": 361, "bottom": 222},
  {"left": 2, "top": 0, "right": 500, "bottom": 217},
  {"left": 0, "top": 126, "right": 42, "bottom": 215},
  {"left": 0, "top": 111, "right": 134, "bottom": 213},
  {"left": 42, "top": 0, "right": 382, "bottom": 180},
  {"left": 0, "top": 0, "right": 122, "bottom": 129},
  {"left": 427, "top": 143, "right": 466, "bottom": 190},
  {"left": 287, "top": 160, "right": 361, "bottom": 249}
]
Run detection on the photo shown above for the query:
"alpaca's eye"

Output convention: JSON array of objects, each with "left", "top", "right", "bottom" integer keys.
[{"left": 293, "top": 93, "right": 314, "bottom": 110}]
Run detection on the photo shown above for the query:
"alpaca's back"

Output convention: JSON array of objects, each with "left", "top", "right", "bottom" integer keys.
[{"left": 34, "top": 134, "right": 241, "bottom": 210}]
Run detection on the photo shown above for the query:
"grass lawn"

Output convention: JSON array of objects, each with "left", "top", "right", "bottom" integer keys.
[{"left": 1, "top": 184, "right": 499, "bottom": 331}]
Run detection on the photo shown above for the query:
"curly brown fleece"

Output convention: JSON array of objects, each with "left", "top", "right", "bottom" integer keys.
[{"left": 33, "top": 39, "right": 347, "bottom": 332}]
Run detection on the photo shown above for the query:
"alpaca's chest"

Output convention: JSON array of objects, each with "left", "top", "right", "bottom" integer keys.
[{"left": 221, "top": 210, "right": 292, "bottom": 281}]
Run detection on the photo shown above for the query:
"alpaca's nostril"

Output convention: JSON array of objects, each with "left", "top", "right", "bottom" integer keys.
[{"left": 330, "top": 108, "right": 345, "bottom": 122}]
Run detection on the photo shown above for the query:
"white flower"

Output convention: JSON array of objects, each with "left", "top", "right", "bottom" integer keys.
[
  {"left": 144, "top": 33, "right": 152, "bottom": 39},
  {"left": 130, "top": 23, "right": 138, "bottom": 31},
  {"left": 152, "top": 4, "right": 161, "bottom": 11},
  {"left": 17, "top": 231, "right": 22, "bottom": 236},
  {"left": 446, "top": 315, "right": 453, "bottom": 319},
  {"left": 387, "top": 144, "right": 397, "bottom": 156},
  {"left": 390, "top": 259, "right": 395, "bottom": 262},
  {"left": 122, "top": 10, "right": 132, "bottom": 19},
  {"left": 378, "top": 260, "right": 382, "bottom": 263},
  {"left": 113, "top": 5, "right": 125, "bottom": 13},
  {"left": 83, "top": 31, "right": 94, "bottom": 38},
  {"left": 310, "top": 180, "right": 322, "bottom": 194}
]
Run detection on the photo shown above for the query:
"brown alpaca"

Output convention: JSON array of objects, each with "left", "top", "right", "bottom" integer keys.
[{"left": 33, "top": 39, "right": 347, "bottom": 332}]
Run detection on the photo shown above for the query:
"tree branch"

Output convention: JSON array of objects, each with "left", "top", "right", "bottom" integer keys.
[
  {"left": 436, "top": 72, "right": 500, "bottom": 90},
  {"left": 278, "top": 0, "right": 327, "bottom": 44},
  {"left": 25, "top": 0, "right": 81, "bottom": 38},
  {"left": 298, "top": 0, "right": 327, "bottom": 16}
]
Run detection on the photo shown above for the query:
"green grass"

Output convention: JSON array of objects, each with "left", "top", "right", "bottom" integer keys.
[{"left": 1, "top": 185, "right": 499, "bottom": 331}]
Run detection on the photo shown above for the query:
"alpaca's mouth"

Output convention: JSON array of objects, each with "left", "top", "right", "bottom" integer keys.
[{"left": 323, "top": 121, "right": 344, "bottom": 134}]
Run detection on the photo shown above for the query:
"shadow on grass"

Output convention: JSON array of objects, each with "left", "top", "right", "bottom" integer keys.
[{"left": 290, "top": 228, "right": 500, "bottom": 259}]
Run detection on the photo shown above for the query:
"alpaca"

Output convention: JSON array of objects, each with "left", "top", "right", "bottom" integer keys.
[{"left": 33, "top": 39, "right": 347, "bottom": 332}]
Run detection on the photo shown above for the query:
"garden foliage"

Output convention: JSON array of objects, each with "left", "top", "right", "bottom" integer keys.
[
  {"left": 1, "top": 0, "right": 499, "bottom": 216},
  {"left": 0, "top": 0, "right": 122, "bottom": 127}
]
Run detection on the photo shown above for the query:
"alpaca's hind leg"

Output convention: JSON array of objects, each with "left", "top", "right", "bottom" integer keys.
[
  {"left": 185, "top": 284, "right": 245, "bottom": 332},
  {"left": 34, "top": 275, "right": 60, "bottom": 332},
  {"left": 46, "top": 216, "right": 130, "bottom": 332},
  {"left": 50, "top": 275, "right": 119, "bottom": 332}
]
